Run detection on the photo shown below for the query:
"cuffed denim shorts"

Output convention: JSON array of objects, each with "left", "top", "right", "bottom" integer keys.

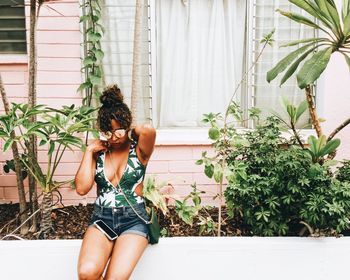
[{"left": 88, "top": 203, "right": 150, "bottom": 241}]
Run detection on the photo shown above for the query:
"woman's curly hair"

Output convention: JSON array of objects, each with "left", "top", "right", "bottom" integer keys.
[{"left": 97, "top": 85, "right": 132, "bottom": 132}]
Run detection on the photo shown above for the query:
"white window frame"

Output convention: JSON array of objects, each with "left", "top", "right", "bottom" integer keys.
[{"left": 149, "top": 0, "right": 319, "bottom": 145}]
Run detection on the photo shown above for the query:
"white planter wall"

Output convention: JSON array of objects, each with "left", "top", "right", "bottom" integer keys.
[{"left": 0, "top": 237, "right": 350, "bottom": 280}]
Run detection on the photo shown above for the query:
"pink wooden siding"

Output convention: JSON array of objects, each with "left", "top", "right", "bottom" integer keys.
[{"left": 1, "top": 1, "right": 350, "bottom": 206}]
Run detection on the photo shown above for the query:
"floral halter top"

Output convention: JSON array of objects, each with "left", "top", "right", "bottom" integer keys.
[{"left": 94, "top": 140, "right": 146, "bottom": 207}]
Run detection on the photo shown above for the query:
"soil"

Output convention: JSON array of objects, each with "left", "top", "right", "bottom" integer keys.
[{"left": 0, "top": 203, "right": 348, "bottom": 240}]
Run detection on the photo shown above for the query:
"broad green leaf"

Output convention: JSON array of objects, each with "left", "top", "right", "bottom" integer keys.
[
  {"left": 213, "top": 164, "right": 223, "bottom": 183},
  {"left": 343, "top": 0, "right": 350, "bottom": 21},
  {"left": 295, "top": 100, "right": 308, "bottom": 121},
  {"left": 343, "top": 12, "right": 350, "bottom": 36},
  {"left": 289, "top": 0, "right": 324, "bottom": 20},
  {"left": 79, "top": 15, "right": 89, "bottom": 22},
  {"left": 276, "top": 9, "right": 323, "bottom": 29},
  {"left": 319, "top": 138, "right": 341, "bottom": 157},
  {"left": 308, "top": 135, "right": 319, "bottom": 156},
  {"left": 280, "top": 38, "right": 325, "bottom": 47},
  {"left": 267, "top": 43, "right": 315, "bottom": 82},
  {"left": 77, "top": 81, "right": 92, "bottom": 92},
  {"left": 3, "top": 138, "right": 14, "bottom": 152},
  {"left": 94, "top": 49, "right": 104, "bottom": 60},
  {"left": 280, "top": 46, "right": 317, "bottom": 86},
  {"left": 204, "top": 164, "right": 214, "bottom": 178},
  {"left": 208, "top": 127, "right": 220, "bottom": 140},
  {"left": 90, "top": 75, "right": 102, "bottom": 85},
  {"left": 83, "top": 56, "right": 96, "bottom": 66},
  {"left": 297, "top": 47, "right": 332, "bottom": 89},
  {"left": 48, "top": 141, "right": 55, "bottom": 156},
  {"left": 316, "top": 135, "right": 327, "bottom": 153},
  {"left": 324, "top": 0, "right": 342, "bottom": 33},
  {"left": 292, "top": 0, "right": 334, "bottom": 30},
  {"left": 0, "top": 130, "right": 8, "bottom": 138}
]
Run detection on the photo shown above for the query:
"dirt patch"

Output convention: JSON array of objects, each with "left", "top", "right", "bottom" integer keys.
[{"left": 0, "top": 203, "right": 347, "bottom": 240}]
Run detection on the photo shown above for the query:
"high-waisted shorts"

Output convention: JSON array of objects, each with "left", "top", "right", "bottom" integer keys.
[{"left": 88, "top": 203, "right": 150, "bottom": 241}]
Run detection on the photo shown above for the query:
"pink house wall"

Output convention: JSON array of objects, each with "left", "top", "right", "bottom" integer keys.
[
  {"left": 0, "top": 0, "right": 218, "bottom": 206},
  {"left": 1, "top": 0, "right": 350, "bottom": 206}
]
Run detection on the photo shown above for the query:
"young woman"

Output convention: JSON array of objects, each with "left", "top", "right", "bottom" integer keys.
[{"left": 75, "top": 85, "right": 156, "bottom": 280}]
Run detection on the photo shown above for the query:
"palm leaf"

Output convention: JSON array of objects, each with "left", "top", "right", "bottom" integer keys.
[
  {"left": 280, "top": 38, "right": 326, "bottom": 47},
  {"left": 296, "top": 47, "right": 332, "bottom": 89},
  {"left": 288, "top": 0, "right": 332, "bottom": 26},
  {"left": 319, "top": 138, "right": 341, "bottom": 157},
  {"left": 295, "top": 100, "right": 308, "bottom": 121},
  {"left": 276, "top": 9, "right": 323, "bottom": 29},
  {"left": 267, "top": 43, "right": 315, "bottom": 82},
  {"left": 280, "top": 46, "right": 318, "bottom": 86}
]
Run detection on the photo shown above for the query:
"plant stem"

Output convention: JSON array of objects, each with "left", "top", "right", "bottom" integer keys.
[
  {"left": 305, "top": 85, "right": 323, "bottom": 137},
  {"left": 327, "top": 118, "right": 350, "bottom": 141}
]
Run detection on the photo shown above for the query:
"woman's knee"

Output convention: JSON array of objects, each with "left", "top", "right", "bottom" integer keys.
[{"left": 78, "top": 262, "right": 103, "bottom": 280}]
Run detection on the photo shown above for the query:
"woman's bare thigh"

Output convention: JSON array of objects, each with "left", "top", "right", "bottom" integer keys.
[
  {"left": 104, "top": 233, "right": 148, "bottom": 280},
  {"left": 77, "top": 226, "right": 115, "bottom": 279}
]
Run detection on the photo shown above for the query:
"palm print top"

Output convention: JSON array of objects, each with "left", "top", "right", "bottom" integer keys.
[{"left": 94, "top": 140, "right": 146, "bottom": 207}]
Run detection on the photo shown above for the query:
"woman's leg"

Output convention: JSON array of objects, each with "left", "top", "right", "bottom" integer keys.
[
  {"left": 77, "top": 226, "right": 115, "bottom": 280},
  {"left": 104, "top": 233, "right": 148, "bottom": 280}
]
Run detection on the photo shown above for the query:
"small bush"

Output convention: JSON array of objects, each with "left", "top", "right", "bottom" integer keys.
[{"left": 224, "top": 117, "right": 350, "bottom": 236}]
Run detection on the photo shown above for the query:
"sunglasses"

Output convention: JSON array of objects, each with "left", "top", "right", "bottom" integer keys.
[{"left": 101, "top": 128, "right": 126, "bottom": 139}]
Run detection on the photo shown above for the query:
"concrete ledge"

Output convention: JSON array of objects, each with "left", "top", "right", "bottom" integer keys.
[{"left": 1, "top": 237, "right": 350, "bottom": 280}]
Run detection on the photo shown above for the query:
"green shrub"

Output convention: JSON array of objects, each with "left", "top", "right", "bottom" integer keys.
[{"left": 224, "top": 117, "right": 350, "bottom": 236}]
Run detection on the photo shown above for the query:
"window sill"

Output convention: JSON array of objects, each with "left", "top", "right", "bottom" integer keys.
[
  {"left": 155, "top": 128, "right": 317, "bottom": 146},
  {"left": 0, "top": 54, "right": 28, "bottom": 64}
]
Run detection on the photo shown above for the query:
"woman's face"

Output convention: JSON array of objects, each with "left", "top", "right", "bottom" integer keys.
[{"left": 101, "top": 119, "right": 129, "bottom": 148}]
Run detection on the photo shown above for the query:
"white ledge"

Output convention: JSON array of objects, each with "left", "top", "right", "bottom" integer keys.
[{"left": 1, "top": 237, "right": 349, "bottom": 280}]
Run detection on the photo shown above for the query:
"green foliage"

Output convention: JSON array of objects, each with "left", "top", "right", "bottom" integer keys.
[
  {"left": 3, "top": 157, "right": 28, "bottom": 179},
  {"left": 307, "top": 135, "right": 341, "bottom": 163},
  {"left": 79, "top": 0, "right": 104, "bottom": 107},
  {"left": 336, "top": 160, "right": 350, "bottom": 182},
  {"left": 142, "top": 176, "right": 168, "bottom": 215},
  {"left": 0, "top": 103, "right": 97, "bottom": 193},
  {"left": 175, "top": 184, "right": 203, "bottom": 226},
  {"left": 223, "top": 117, "right": 350, "bottom": 235},
  {"left": 267, "top": 0, "right": 350, "bottom": 88},
  {"left": 174, "top": 184, "right": 216, "bottom": 235}
]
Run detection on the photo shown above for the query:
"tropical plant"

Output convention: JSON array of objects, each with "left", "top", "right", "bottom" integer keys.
[
  {"left": 79, "top": 0, "right": 105, "bottom": 106},
  {"left": 79, "top": 0, "right": 105, "bottom": 144},
  {"left": 196, "top": 29, "right": 275, "bottom": 236},
  {"left": 0, "top": 104, "right": 96, "bottom": 236},
  {"left": 223, "top": 116, "right": 350, "bottom": 236},
  {"left": 267, "top": 0, "right": 350, "bottom": 138},
  {"left": 142, "top": 176, "right": 168, "bottom": 215},
  {"left": 0, "top": 74, "right": 29, "bottom": 235}
]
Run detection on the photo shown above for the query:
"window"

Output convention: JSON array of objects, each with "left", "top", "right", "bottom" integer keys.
[
  {"left": 249, "top": 0, "right": 314, "bottom": 127},
  {"left": 101, "top": 0, "right": 314, "bottom": 131},
  {"left": 101, "top": 0, "right": 152, "bottom": 124},
  {"left": 0, "top": 0, "right": 27, "bottom": 54}
]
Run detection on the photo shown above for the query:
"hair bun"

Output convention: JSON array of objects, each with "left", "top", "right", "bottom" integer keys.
[{"left": 100, "top": 85, "right": 124, "bottom": 107}]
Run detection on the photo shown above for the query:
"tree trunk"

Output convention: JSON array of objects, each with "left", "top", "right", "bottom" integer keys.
[
  {"left": 305, "top": 85, "right": 323, "bottom": 137},
  {"left": 130, "top": 0, "right": 144, "bottom": 125},
  {"left": 40, "top": 191, "right": 53, "bottom": 237},
  {"left": 28, "top": 0, "right": 39, "bottom": 232},
  {"left": 0, "top": 74, "right": 29, "bottom": 235}
]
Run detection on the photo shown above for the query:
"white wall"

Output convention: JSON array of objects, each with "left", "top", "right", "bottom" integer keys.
[{"left": 1, "top": 237, "right": 350, "bottom": 280}]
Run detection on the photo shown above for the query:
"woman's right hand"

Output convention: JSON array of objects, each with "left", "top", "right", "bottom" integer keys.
[{"left": 86, "top": 139, "right": 109, "bottom": 154}]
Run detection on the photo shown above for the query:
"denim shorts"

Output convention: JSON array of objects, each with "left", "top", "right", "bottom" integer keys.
[{"left": 88, "top": 203, "right": 150, "bottom": 241}]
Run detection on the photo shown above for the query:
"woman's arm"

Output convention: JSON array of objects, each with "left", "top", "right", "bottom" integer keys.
[
  {"left": 75, "top": 140, "right": 108, "bottom": 195},
  {"left": 132, "top": 124, "right": 156, "bottom": 165}
]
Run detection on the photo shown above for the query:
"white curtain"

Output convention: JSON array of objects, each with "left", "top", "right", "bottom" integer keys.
[
  {"left": 253, "top": 0, "right": 314, "bottom": 126},
  {"left": 156, "top": 0, "right": 247, "bottom": 127},
  {"left": 101, "top": 0, "right": 151, "bottom": 124}
]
